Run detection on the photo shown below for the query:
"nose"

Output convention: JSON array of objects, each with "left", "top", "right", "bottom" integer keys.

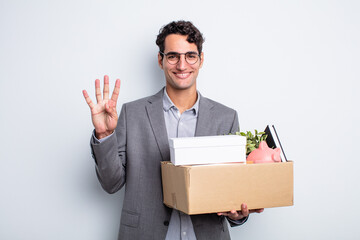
[{"left": 176, "top": 55, "right": 187, "bottom": 70}]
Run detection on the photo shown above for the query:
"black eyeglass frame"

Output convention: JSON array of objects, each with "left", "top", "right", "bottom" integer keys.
[{"left": 159, "top": 51, "right": 201, "bottom": 65}]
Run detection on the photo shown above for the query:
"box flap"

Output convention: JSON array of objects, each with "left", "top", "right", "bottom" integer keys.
[{"left": 169, "top": 135, "right": 246, "bottom": 148}]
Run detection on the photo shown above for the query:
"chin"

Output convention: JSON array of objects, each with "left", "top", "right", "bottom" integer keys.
[
  {"left": 174, "top": 80, "right": 195, "bottom": 89},
  {"left": 167, "top": 83, "right": 192, "bottom": 91}
]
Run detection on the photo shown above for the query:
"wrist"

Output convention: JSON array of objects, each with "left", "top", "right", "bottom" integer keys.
[{"left": 95, "top": 130, "right": 114, "bottom": 139}]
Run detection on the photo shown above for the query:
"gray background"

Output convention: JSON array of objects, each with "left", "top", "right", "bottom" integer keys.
[{"left": 0, "top": 0, "right": 359, "bottom": 239}]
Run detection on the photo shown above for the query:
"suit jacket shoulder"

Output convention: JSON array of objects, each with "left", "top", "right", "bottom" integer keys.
[{"left": 196, "top": 95, "right": 239, "bottom": 136}]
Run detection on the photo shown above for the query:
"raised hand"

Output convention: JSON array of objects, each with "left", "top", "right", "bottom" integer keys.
[{"left": 83, "top": 75, "right": 121, "bottom": 139}]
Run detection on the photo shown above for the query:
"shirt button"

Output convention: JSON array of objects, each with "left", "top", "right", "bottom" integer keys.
[
  {"left": 163, "top": 220, "right": 169, "bottom": 226},
  {"left": 183, "top": 231, "right": 187, "bottom": 235}
]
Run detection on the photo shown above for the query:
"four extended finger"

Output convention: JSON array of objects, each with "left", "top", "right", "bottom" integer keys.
[
  {"left": 82, "top": 90, "right": 95, "bottom": 109},
  {"left": 110, "top": 79, "right": 121, "bottom": 105},
  {"left": 103, "top": 75, "right": 110, "bottom": 100},
  {"left": 87, "top": 75, "right": 119, "bottom": 110},
  {"left": 95, "top": 79, "right": 102, "bottom": 103}
]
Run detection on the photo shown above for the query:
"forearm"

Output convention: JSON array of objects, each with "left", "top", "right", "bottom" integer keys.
[{"left": 91, "top": 106, "right": 127, "bottom": 194}]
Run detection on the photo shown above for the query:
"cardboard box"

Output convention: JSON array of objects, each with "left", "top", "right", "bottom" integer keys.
[
  {"left": 161, "top": 161, "right": 293, "bottom": 215},
  {"left": 169, "top": 135, "right": 246, "bottom": 165}
]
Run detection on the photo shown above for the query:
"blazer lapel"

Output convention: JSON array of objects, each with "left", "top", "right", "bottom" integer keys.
[
  {"left": 195, "top": 95, "right": 214, "bottom": 137},
  {"left": 146, "top": 90, "right": 215, "bottom": 159},
  {"left": 146, "top": 88, "right": 170, "bottom": 161}
]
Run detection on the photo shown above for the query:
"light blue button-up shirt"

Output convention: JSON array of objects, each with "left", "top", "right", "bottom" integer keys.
[{"left": 163, "top": 88, "right": 199, "bottom": 240}]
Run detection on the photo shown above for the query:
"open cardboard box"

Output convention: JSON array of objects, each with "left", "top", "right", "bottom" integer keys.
[{"left": 161, "top": 161, "right": 293, "bottom": 215}]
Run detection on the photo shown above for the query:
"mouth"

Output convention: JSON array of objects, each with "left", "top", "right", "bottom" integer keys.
[{"left": 174, "top": 72, "right": 191, "bottom": 79}]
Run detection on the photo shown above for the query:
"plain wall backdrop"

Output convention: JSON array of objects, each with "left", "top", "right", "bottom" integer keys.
[{"left": 0, "top": 0, "right": 359, "bottom": 239}]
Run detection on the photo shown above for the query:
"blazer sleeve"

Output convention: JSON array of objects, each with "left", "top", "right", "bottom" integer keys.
[
  {"left": 227, "top": 215, "right": 249, "bottom": 227},
  {"left": 90, "top": 104, "right": 127, "bottom": 194}
]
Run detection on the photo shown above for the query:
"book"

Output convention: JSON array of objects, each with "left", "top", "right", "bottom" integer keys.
[{"left": 264, "top": 125, "right": 288, "bottom": 162}]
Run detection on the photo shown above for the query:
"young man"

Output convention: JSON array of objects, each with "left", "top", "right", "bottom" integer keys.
[{"left": 83, "top": 21, "right": 263, "bottom": 240}]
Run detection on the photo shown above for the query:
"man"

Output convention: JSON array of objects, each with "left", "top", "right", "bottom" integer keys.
[{"left": 83, "top": 21, "right": 263, "bottom": 240}]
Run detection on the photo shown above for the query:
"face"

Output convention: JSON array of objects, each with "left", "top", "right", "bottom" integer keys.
[{"left": 158, "top": 34, "right": 204, "bottom": 92}]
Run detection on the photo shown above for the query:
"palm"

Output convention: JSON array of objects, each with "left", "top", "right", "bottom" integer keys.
[
  {"left": 91, "top": 99, "right": 117, "bottom": 132},
  {"left": 83, "top": 75, "right": 121, "bottom": 139}
]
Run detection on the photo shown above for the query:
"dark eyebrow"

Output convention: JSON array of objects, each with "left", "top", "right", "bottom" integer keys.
[
  {"left": 186, "top": 51, "right": 199, "bottom": 55},
  {"left": 166, "top": 51, "right": 199, "bottom": 55},
  {"left": 166, "top": 51, "right": 180, "bottom": 55}
]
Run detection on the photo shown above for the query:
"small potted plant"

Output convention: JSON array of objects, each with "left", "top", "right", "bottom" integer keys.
[{"left": 233, "top": 130, "right": 268, "bottom": 155}]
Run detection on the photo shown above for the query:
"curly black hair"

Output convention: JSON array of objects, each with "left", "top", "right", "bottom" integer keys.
[{"left": 156, "top": 20, "right": 205, "bottom": 58}]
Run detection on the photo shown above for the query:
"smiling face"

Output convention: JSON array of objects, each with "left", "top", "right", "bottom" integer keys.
[{"left": 158, "top": 34, "right": 204, "bottom": 93}]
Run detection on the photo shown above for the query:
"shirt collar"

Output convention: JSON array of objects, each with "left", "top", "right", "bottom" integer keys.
[{"left": 162, "top": 88, "right": 200, "bottom": 115}]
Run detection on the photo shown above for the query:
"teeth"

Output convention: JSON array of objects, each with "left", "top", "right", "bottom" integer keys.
[{"left": 176, "top": 73, "right": 190, "bottom": 78}]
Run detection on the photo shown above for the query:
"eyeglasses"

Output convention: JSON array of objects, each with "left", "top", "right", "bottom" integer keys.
[{"left": 160, "top": 51, "right": 200, "bottom": 65}]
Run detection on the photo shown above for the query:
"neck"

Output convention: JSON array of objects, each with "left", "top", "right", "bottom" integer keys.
[{"left": 166, "top": 87, "right": 198, "bottom": 114}]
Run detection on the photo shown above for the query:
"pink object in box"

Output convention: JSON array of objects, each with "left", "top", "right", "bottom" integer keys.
[{"left": 247, "top": 141, "right": 281, "bottom": 164}]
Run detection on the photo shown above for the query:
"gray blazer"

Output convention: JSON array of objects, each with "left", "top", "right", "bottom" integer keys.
[{"left": 91, "top": 88, "right": 240, "bottom": 240}]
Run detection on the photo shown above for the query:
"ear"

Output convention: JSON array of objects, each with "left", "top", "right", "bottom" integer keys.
[
  {"left": 258, "top": 141, "right": 268, "bottom": 150},
  {"left": 199, "top": 52, "right": 204, "bottom": 68},
  {"left": 158, "top": 53, "right": 164, "bottom": 69},
  {"left": 273, "top": 148, "right": 281, "bottom": 162}
]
